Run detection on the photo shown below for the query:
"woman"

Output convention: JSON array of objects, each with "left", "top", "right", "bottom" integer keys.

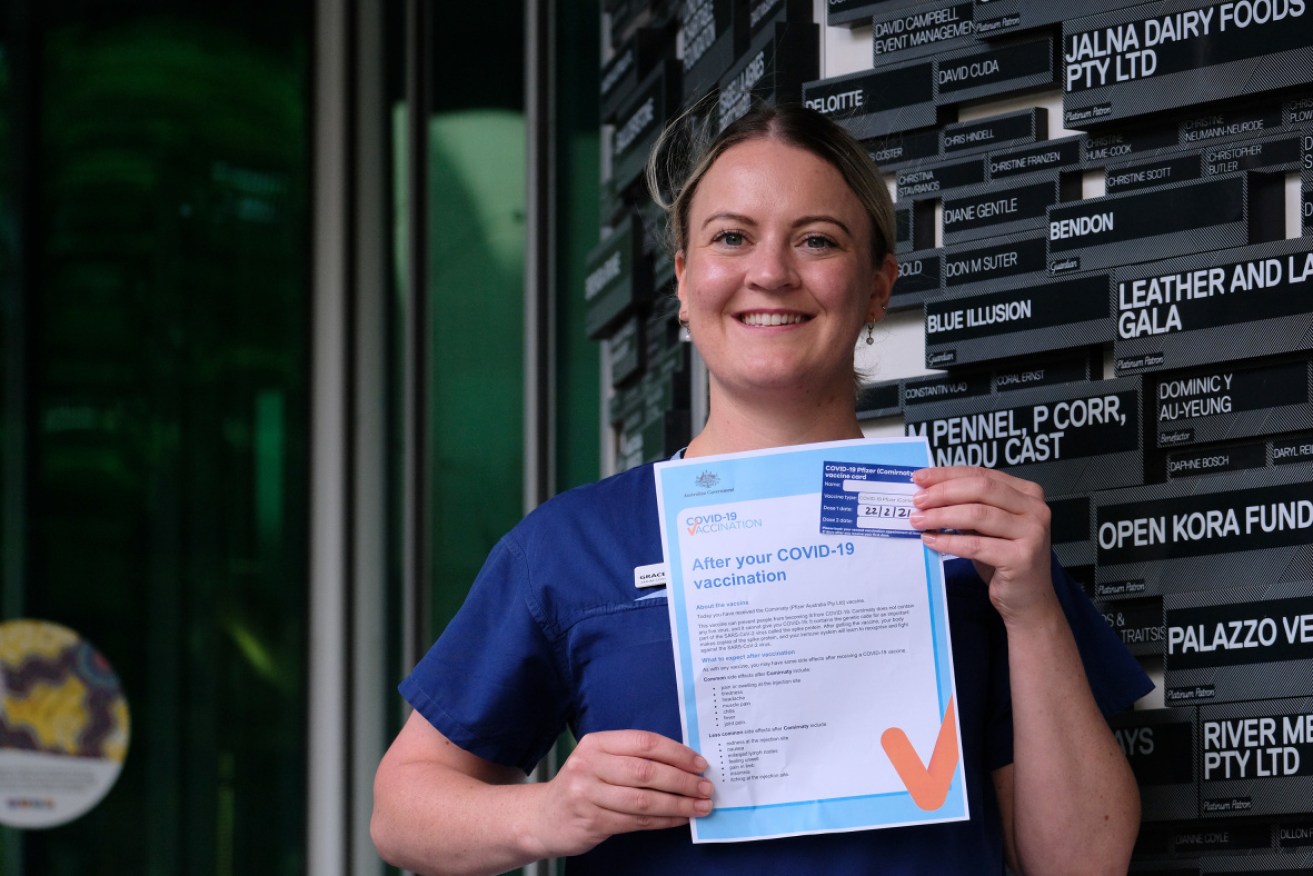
[{"left": 371, "top": 104, "right": 1151, "bottom": 875}]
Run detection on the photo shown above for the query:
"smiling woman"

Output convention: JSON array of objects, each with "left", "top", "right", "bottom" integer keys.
[
  {"left": 671, "top": 136, "right": 897, "bottom": 451},
  {"left": 371, "top": 102, "right": 1151, "bottom": 876}
]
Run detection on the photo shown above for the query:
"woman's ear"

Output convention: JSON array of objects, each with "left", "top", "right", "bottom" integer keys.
[
  {"left": 867, "top": 253, "right": 898, "bottom": 323},
  {"left": 675, "top": 249, "right": 689, "bottom": 321}
]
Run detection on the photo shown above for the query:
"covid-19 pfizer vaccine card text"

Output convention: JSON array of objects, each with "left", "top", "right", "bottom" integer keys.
[{"left": 820, "top": 462, "right": 920, "bottom": 539}]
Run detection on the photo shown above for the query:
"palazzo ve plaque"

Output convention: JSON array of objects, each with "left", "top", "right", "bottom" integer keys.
[
  {"left": 1165, "top": 581, "right": 1313, "bottom": 705},
  {"left": 1093, "top": 466, "right": 1313, "bottom": 601},
  {"left": 904, "top": 376, "right": 1142, "bottom": 497},
  {"left": 1113, "top": 237, "right": 1313, "bottom": 375},
  {"left": 1063, "top": 0, "right": 1313, "bottom": 129}
]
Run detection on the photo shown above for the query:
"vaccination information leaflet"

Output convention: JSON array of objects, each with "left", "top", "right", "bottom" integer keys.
[{"left": 654, "top": 437, "right": 966, "bottom": 843}]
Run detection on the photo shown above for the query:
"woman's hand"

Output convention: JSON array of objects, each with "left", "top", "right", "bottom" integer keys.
[
  {"left": 531, "top": 730, "right": 713, "bottom": 858},
  {"left": 908, "top": 466, "right": 1057, "bottom": 628}
]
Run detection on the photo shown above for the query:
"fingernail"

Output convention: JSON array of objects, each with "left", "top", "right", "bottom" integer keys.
[
  {"left": 695, "top": 799, "right": 713, "bottom": 815},
  {"left": 698, "top": 780, "right": 713, "bottom": 796},
  {"left": 909, "top": 512, "right": 925, "bottom": 528},
  {"left": 912, "top": 490, "right": 927, "bottom": 506},
  {"left": 921, "top": 532, "right": 937, "bottom": 545},
  {"left": 693, "top": 756, "right": 708, "bottom": 771}
]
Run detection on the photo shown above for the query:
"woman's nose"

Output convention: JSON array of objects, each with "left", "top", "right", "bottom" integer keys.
[{"left": 746, "top": 240, "right": 799, "bottom": 291}]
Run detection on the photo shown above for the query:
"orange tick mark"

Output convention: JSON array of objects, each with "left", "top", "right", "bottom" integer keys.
[{"left": 880, "top": 696, "right": 959, "bottom": 811}]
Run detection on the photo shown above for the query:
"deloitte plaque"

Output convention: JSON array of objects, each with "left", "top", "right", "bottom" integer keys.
[
  {"left": 1113, "top": 237, "right": 1313, "bottom": 375},
  {"left": 904, "top": 376, "right": 1142, "bottom": 496},
  {"left": 1165, "top": 582, "right": 1313, "bottom": 705},
  {"left": 1093, "top": 467, "right": 1313, "bottom": 600},
  {"left": 1063, "top": 1, "right": 1313, "bottom": 128},
  {"left": 803, "top": 61, "right": 938, "bottom": 141}
]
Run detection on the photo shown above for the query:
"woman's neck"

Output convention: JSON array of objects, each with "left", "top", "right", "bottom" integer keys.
[{"left": 684, "top": 384, "right": 865, "bottom": 458}]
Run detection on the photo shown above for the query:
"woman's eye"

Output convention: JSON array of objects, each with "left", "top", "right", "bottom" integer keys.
[
  {"left": 713, "top": 230, "right": 746, "bottom": 247},
  {"left": 802, "top": 234, "right": 836, "bottom": 250}
]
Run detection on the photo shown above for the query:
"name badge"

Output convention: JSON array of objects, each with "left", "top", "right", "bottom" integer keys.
[{"left": 634, "top": 562, "right": 668, "bottom": 589}]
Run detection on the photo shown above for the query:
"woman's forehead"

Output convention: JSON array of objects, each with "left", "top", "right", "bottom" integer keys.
[{"left": 691, "top": 139, "right": 868, "bottom": 225}]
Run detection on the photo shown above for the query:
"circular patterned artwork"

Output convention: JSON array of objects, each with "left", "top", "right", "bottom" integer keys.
[{"left": 0, "top": 619, "right": 130, "bottom": 828}]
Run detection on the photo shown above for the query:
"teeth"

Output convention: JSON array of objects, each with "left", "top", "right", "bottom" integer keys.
[{"left": 740, "top": 312, "right": 806, "bottom": 326}]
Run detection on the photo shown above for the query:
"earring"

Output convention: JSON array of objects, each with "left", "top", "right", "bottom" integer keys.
[
  {"left": 679, "top": 318, "right": 691, "bottom": 341},
  {"left": 865, "top": 322, "right": 875, "bottom": 345}
]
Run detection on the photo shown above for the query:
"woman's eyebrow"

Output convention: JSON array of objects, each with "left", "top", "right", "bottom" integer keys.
[
  {"left": 699, "top": 211, "right": 756, "bottom": 230},
  {"left": 793, "top": 214, "right": 853, "bottom": 236}
]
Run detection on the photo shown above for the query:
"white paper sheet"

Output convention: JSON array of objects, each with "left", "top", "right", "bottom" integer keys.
[{"left": 654, "top": 437, "right": 967, "bottom": 842}]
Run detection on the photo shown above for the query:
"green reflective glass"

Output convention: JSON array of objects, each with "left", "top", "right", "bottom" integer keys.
[{"left": 2, "top": 7, "right": 309, "bottom": 875}]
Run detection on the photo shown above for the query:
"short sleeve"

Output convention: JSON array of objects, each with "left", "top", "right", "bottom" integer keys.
[
  {"left": 398, "top": 535, "right": 569, "bottom": 774},
  {"left": 980, "top": 554, "right": 1154, "bottom": 771},
  {"left": 1048, "top": 555, "right": 1155, "bottom": 718}
]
